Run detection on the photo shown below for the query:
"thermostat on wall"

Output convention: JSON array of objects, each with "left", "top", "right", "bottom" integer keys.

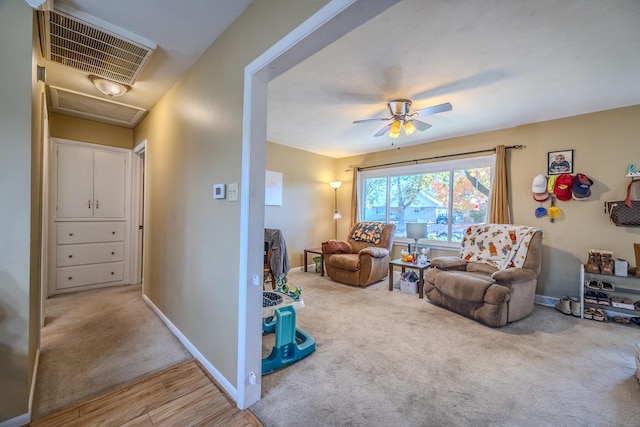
[{"left": 213, "top": 183, "right": 226, "bottom": 199}]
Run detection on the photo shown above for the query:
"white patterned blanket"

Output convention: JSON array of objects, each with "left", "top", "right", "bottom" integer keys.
[{"left": 458, "top": 224, "right": 541, "bottom": 270}]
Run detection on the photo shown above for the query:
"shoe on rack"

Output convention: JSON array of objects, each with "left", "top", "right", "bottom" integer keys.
[
  {"left": 555, "top": 295, "right": 572, "bottom": 315},
  {"left": 583, "top": 307, "right": 594, "bottom": 319},
  {"left": 593, "top": 308, "right": 606, "bottom": 322},
  {"left": 570, "top": 296, "right": 581, "bottom": 317},
  {"left": 584, "top": 290, "right": 598, "bottom": 304},
  {"left": 601, "top": 280, "right": 615, "bottom": 291},
  {"left": 586, "top": 279, "right": 601, "bottom": 290},
  {"left": 600, "top": 252, "right": 614, "bottom": 275},
  {"left": 596, "top": 292, "right": 610, "bottom": 305},
  {"left": 635, "top": 301, "right": 640, "bottom": 312},
  {"left": 585, "top": 250, "right": 601, "bottom": 274}
]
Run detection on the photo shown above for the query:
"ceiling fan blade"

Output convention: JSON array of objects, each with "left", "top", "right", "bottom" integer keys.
[
  {"left": 353, "top": 117, "right": 391, "bottom": 124},
  {"left": 411, "top": 119, "right": 432, "bottom": 131},
  {"left": 373, "top": 123, "right": 391, "bottom": 137},
  {"left": 412, "top": 102, "right": 453, "bottom": 117}
]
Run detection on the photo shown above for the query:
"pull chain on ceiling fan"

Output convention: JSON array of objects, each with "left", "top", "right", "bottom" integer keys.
[{"left": 353, "top": 99, "right": 452, "bottom": 138}]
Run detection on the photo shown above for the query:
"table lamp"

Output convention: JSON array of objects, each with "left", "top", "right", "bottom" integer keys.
[{"left": 406, "top": 222, "right": 428, "bottom": 253}]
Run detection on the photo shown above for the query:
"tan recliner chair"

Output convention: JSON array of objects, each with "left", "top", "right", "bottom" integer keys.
[
  {"left": 324, "top": 222, "right": 396, "bottom": 287},
  {"left": 424, "top": 224, "right": 542, "bottom": 327}
]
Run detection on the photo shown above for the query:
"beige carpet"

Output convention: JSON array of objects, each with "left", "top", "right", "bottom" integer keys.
[
  {"left": 251, "top": 270, "right": 640, "bottom": 427},
  {"left": 33, "top": 284, "right": 193, "bottom": 419}
]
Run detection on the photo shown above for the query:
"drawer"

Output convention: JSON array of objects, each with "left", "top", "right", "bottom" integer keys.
[
  {"left": 56, "top": 262, "right": 125, "bottom": 290},
  {"left": 57, "top": 222, "right": 125, "bottom": 244},
  {"left": 57, "top": 242, "right": 124, "bottom": 267}
]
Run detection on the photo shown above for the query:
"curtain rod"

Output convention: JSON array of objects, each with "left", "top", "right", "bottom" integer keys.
[{"left": 354, "top": 144, "right": 525, "bottom": 172}]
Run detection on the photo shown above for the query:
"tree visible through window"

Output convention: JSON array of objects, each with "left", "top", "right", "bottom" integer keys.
[{"left": 360, "top": 156, "right": 494, "bottom": 244}]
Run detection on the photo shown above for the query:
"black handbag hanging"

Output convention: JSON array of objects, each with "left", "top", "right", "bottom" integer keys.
[{"left": 605, "top": 178, "right": 640, "bottom": 226}]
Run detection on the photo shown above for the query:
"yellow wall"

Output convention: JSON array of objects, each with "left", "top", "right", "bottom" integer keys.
[
  {"left": 49, "top": 112, "right": 134, "bottom": 149},
  {"left": 265, "top": 142, "right": 338, "bottom": 268},
  {"left": 337, "top": 105, "right": 640, "bottom": 297},
  {"left": 0, "top": 1, "right": 34, "bottom": 422},
  {"left": 133, "top": 0, "right": 327, "bottom": 389}
]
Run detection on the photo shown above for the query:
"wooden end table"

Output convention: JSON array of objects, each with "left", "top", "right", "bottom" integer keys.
[
  {"left": 303, "top": 248, "right": 324, "bottom": 276},
  {"left": 389, "top": 258, "right": 431, "bottom": 298}
]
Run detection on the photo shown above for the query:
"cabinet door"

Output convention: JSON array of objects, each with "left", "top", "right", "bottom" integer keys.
[
  {"left": 93, "top": 150, "right": 126, "bottom": 218},
  {"left": 57, "top": 145, "right": 94, "bottom": 218}
]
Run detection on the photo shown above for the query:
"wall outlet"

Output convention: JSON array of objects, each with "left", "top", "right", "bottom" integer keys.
[{"left": 228, "top": 182, "right": 238, "bottom": 201}]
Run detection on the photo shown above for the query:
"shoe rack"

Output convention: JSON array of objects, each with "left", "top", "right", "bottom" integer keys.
[{"left": 579, "top": 264, "right": 640, "bottom": 322}]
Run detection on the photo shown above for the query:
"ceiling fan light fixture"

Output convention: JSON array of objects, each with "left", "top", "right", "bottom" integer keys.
[
  {"left": 89, "top": 75, "right": 130, "bottom": 98},
  {"left": 389, "top": 120, "right": 401, "bottom": 138},
  {"left": 403, "top": 120, "right": 417, "bottom": 136}
]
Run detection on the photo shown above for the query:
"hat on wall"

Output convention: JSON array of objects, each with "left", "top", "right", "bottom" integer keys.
[
  {"left": 532, "top": 175, "right": 549, "bottom": 201},
  {"left": 548, "top": 205, "right": 562, "bottom": 219},
  {"left": 554, "top": 174, "right": 574, "bottom": 201},
  {"left": 535, "top": 207, "right": 548, "bottom": 218},
  {"left": 547, "top": 175, "right": 558, "bottom": 194},
  {"left": 572, "top": 173, "right": 593, "bottom": 200}
]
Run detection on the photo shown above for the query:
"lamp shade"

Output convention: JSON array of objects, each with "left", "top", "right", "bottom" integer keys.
[
  {"left": 389, "top": 121, "right": 401, "bottom": 138},
  {"left": 406, "top": 222, "right": 428, "bottom": 240}
]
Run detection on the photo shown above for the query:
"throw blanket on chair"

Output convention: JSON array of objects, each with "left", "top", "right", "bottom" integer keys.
[{"left": 459, "top": 225, "right": 541, "bottom": 270}]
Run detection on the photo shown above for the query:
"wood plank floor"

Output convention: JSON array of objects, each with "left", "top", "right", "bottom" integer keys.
[{"left": 30, "top": 359, "right": 263, "bottom": 427}]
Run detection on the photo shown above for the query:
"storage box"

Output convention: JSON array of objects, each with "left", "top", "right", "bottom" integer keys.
[
  {"left": 611, "top": 300, "right": 635, "bottom": 310},
  {"left": 615, "top": 258, "right": 628, "bottom": 276},
  {"left": 400, "top": 278, "right": 418, "bottom": 294}
]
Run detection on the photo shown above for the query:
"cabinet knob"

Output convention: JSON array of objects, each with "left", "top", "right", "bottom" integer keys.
[
  {"left": 111, "top": 251, "right": 115, "bottom": 255},
  {"left": 68, "top": 276, "right": 72, "bottom": 280},
  {"left": 68, "top": 255, "right": 73, "bottom": 258},
  {"left": 69, "top": 233, "right": 74, "bottom": 236},
  {"left": 88, "top": 200, "right": 91, "bottom": 209},
  {"left": 110, "top": 272, "right": 115, "bottom": 275},
  {"left": 112, "top": 231, "right": 116, "bottom": 235}
]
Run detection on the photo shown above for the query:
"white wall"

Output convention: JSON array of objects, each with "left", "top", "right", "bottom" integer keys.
[{"left": 0, "top": 0, "right": 34, "bottom": 422}]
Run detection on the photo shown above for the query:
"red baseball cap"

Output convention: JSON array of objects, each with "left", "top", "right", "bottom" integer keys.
[{"left": 554, "top": 174, "right": 574, "bottom": 201}]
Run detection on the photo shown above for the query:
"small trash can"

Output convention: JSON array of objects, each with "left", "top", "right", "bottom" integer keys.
[{"left": 313, "top": 256, "right": 322, "bottom": 273}]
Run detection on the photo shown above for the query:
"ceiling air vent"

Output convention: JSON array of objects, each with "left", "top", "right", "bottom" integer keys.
[
  {"left": 38, "top": 9, "right": 155, "bottom": 85},
  {"left": 48, "top": 86, "right": 147, "bottom": 128}
]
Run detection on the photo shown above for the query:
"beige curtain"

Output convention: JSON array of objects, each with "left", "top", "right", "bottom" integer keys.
[
  {"left": 350, "top": 167, "right": 358, "bottom": 228},
  {"left": 489, "top": 145, "right": 510, "bottom": 224}
]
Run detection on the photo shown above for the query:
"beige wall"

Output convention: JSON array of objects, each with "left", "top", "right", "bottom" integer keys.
[
  {"left": 49, "top": 112, "right": 134, "bottom": 149},
  {"left": 133, "top": 0, "right": 327, "bottom": 389},
  {"left": 265, "top": 142, "right": 338, "bottom": 268},
  {"left": 0, "top": 1, "right": 35, "bottom": 422},
  {"left": 337, "top": 105, "right": 640, "bottom": 298}
]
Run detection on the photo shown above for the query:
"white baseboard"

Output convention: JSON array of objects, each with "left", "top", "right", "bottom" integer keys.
[
  {"left": 141, "top": 294, "right": 238, "bottom": 403},
  {"left": 0, "top": 413, "right": 30, "bottom": 427}
]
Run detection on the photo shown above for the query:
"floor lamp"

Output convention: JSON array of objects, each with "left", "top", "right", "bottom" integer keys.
[{"left": 329, "top": 181, "right": 342, "bottom": 240}]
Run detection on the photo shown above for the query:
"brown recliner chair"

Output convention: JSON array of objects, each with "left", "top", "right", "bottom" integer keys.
[
  {"left": 424, "top": 224, "right": 542, "bottom": 327},
  {"left": 324, "top": 222, "right": 396, "bottom": 287}
]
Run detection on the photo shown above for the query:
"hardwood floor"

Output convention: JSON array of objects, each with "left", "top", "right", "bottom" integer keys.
[{"left": 30, "top": 360, "right": 263, "bottom": 427}]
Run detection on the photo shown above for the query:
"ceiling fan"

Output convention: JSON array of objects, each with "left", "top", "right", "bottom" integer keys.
[{"left": 353, "top": 99, "right": 452, "bottom": 138}]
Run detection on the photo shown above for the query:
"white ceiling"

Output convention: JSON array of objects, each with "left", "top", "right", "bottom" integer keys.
[{"left": 39, "top": 0, "right": 640, "bottom": 159}]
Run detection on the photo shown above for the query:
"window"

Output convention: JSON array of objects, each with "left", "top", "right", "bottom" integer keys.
[{"left": 359, "top": 156, "right": 494, "bottom": 245}]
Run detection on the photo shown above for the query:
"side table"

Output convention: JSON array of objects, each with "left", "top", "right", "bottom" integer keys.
[
  {"left": 389, "top": 258, "right": 431, "bottom": 298},
  {"left": 303, "top": 248, "right": 324, "bottom": 276}
]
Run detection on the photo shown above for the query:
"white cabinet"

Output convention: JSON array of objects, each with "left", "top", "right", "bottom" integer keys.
[
  {"left": 49, "top": 140, "right": 132, "bottom": 295},
  {"left": 56, "top": 144, "right": 126, "bottom": 219}
]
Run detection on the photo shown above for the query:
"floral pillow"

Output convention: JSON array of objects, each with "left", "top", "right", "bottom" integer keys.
[{"left": 352, "top": 222, "right": 384, "bottom": 244}]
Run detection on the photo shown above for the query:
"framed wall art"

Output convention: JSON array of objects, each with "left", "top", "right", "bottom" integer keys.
[{"left": 547, "top": 149, "right": 573, "bottom": 175}]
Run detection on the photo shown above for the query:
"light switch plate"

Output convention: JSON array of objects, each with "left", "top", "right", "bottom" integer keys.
[
  {"left": 228, "top": 182, "right": 238, "bottom": 201},
  {"left": 213, "top": 183, "right": 226, "bottom": 199}
]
